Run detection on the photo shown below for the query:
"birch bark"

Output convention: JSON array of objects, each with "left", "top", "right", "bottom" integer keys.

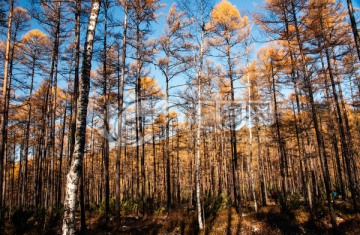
[{"left": 62, "top": 1, "right": 101, "bottom": 234}]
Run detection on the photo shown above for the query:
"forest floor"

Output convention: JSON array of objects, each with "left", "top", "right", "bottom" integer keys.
[{"left": 3, "top": 200, "right": 360, "bottom": 234}]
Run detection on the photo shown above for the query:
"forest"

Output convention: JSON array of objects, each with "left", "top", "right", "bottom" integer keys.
[{"left": 0, "top": 0, "right": 360, "bottom": 234}]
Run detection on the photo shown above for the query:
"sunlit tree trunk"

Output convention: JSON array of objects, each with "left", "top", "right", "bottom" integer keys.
[
  {"left": 270, "top": 60, "right": 287, "bottom": 209},
  {"left": 246, "top": 41, "right": 257, "bottom": 212},
  {"left": 346, "top": 0, "right": 360, "bottom": 62},
  {"left": 62, "top": 1, "right": 101, "bottom": 233},
  {"left": 0, "top": 0, "right": 14, "bottom": 219},
  {"left": 69, "top": 0, "right": 81, "bottom": 166},
  {"left": 58, "top": 98, "right": 67, "bottom": 211},
  {"left": 115, "top": 0, "right": 128, "bottom": 221},
  {"left": 102, "top": 0, "right": 110, "bottom": 219},
  {"left": 49, "top": 2, "right": 61, "bottom": 212}
]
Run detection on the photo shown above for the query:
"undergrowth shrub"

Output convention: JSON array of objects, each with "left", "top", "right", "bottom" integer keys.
[
  {"left": 204, "top": 193, "right": 229, "bottom": 217},
  {"left": 288, "top": 194, "right": 302, "bottom": 210},
  {"left": 154, "top": 206, "right": 166, "bottom": 216},
  {"left": 10, "top": 208, "right": 32, "bottom": 234},
  {"left": 120, "top": 198, "right": 139, "bottom": 213}
]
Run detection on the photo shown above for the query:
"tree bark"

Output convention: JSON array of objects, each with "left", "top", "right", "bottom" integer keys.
[
  {"left": 346, "top": 0, "right": 360, "bottom": 62},
  {"left": 270, "top": 60, "right": 287, "bottom": 209},
  {"left": 196, "top": 27, "right": 204, "bottom": 231},
  {"left": 102, "top": 0, "right": 110, "bottom": 219},
  {"left": 62, "top": 1, "right": 101, "bottom": 234},
  {"left": 69, "top": 0, "right": 81, "bottom": 166},
  {"left": 115, "top": 0, "right": 128, "bottom": 221},
  {"left": 0, "top": 0, "right": 14, "bottom": 220}
]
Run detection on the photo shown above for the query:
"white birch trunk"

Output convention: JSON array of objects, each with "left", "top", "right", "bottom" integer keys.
[
  {"left": 62, "top": 1, "right": 101, "bottom": 234},
  {"left": 196, "top": 27, "right": 204, "bottom": 231},
  {"left": 246, "top": 39, "right": 257, "bottom": 212}
]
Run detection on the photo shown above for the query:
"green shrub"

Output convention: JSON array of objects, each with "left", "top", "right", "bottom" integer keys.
[
  {"left": 287, "top": 194, "right": 302, "bottom": 210},
  {"left": 120, "top": 198, "right": 139, "bottom": 213},
  {"left": 89, "top": 201, "right": 99, "bottom": 212},
  {"left": 204, "top": 193, "right": 229, "bottom": 217},
  {"left": 154, "top": 206, "right": 166, "bottom": 216}
]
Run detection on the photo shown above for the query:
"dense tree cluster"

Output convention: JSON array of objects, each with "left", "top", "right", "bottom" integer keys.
[{"left": 0, "top": 0, "right": 359, "bottom": 233}]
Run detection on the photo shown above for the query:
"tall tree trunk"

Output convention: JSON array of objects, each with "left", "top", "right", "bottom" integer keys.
[
  {"left": 69, "top": 0, "right": 81, "bottom": 166},
  {"left": 115, "top": 0, "right": 128, "bottom": 221},
  {"left": 0, "top": 0, "right": 14, "bottom": 220},
  {"left": 346, "top": 0, "right": 360, "bottom": 62},
  {"left": 135, "top": 23, "right": 141, "bottom": 210},
  {"left": 58, "top": 100, "right": 67, "bottom": 211},
  {"left": 165, "top": 63, "right": 171, "bottom": 212},
  {"left": 256, "top": 127, "right": 267, "bottom": 206},
  {"left": 49, "top": 2, "right": 61, "bottom": 212},
  {"left": 246, "top": 45, "right": 257, "bottom": 212},
  {"left": 195, "top": 26, "right": 205, "bottom": 230},
  {"left": 62, "top": 1, "right": 101, "bottom": 233},
  {"left": 227, "top": 45, "right": 241, "bottom": 213},
  {"left": 152, "top": 118, "right": 156, "bottom": 200},
  {"left": 102, "top": 0, "right": 110, "bottom": 219},
  {"left": 270, "top": 60, "right": 287, "bottom": 209},
  {"left": 23, "top": 59, "right": 36, "bottom": 210}
]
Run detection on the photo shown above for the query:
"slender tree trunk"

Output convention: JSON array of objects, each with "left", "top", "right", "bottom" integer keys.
[
  {"left": 135, "top": 23, "right": 141, "bottom": 209},
  {"left": 336, "top": 74, "right": 359, "bottom": 198},
  {"left": 58, "top": 100, "right": 67, "bottom": 211},
  {"left": 23, "top": 59, "right": 36, "bottom": 210},
  {"left": 246, "top": 45, "right": 257, "bottom": 212},
  {"left": 69, "top": 0, "right": 81, "bottom": 166},
  {"left": 165, "top": 67, "right": 171, "bottom": 212},
  {"left": 346, "top": 0, "right": 360, "bottom": 62},
  {"left": 152, "top": 119, "right": 156, "bottom": 200},
  {"left": 196, "top": 67, "right": 204, "bottom": 231},
  {"left": 62, "top": 1, "right": 101, "bottom": 233},
  {"left": 0, "top": 0, "right": 14, "bottom": 219},
  {"left": 270, "top": 60, "right": 287, "bottom": 208},
  {"left": 49, "top": 3, "right": 61, "bottom": 212},
  {"left": 195, "top": 25, "right": 205, "bottom": 230},
  {"left": 226, "top": 45, "right": 241, "bottom": 213},
  {"left": 256, "top": 127, "right": 267, "bottom": 206},
  {"left": 115, "top": 0, "right": 128, "bottom": 221},
  {"left": 102, "top": 0, "right": 110, "bottom": 219}
]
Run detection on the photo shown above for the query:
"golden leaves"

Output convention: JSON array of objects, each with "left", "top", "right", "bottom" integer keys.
[
  {"left": 210, "top": 0, "right": 241, "bottom": 29},
  {"left": 207, "top": 0, "right": 249, "bottom": 35},
  {"left": 21, "top": 29, "right": 49, "bottom": 43},
  {"left": 20, "top": 29, "right": 51, "bottom": 58},
  {"left": 169, "top": 110, "right": 178, "bottom": 119},
  {"left": 140, "top": 76, "right": 164, "bottom": 98}
]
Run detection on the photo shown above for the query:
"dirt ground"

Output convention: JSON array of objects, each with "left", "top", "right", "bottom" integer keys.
[{"left": 4, "top": 202, "right": 360, "bottom": 234}]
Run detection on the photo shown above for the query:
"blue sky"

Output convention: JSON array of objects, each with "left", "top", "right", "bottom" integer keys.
[
  {"left": 15, "top": 0, "right": 265, "bottom": 89},
  {"left": 13, "top": 0, "right": 360, "bottom": 103},
  {"left": 4, "top": 0, "right": 358, "bottom": 131}
]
